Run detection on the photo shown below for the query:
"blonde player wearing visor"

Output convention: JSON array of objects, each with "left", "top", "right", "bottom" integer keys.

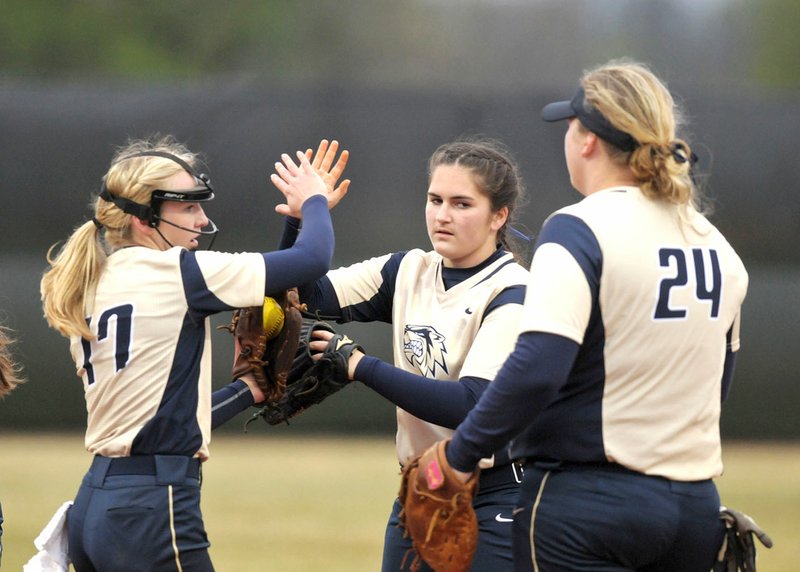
[
  {"left": 442, "top": 59, "right": 749, "bottom": 572},
  {"left": 40, "top": 135, "right": 347, "bottom": 571}
]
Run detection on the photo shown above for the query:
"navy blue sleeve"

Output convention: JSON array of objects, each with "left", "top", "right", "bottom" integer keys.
[
  {"left": 298, "top": 275, "right": 345, "bottom": 319},
  {"left": 720, "top": 349, "right": 737, "bottom": 403},
  {"left": 261, "top": 195, "right": 333, "bottom": 296},
  {"left": 720, "top": 324, "right": 738, "bottom": 403},
  {"left": 354, "top": 356, "right": 489, "bottom": 428},
  {"left": 274, "top": 214, "right": 344, "bottom": 318},
  {"left": 446, "top": 331, "right": 580, "bottom": 472},
  {"left": 538, "top": 214, "right": 602, "bottom": 297},
  {"left": 180, "top": 252, "right": 224, "bottom": 321},
  {"left": 211, "top": 379, "right": 256, "bottom": 430},
  {"left": 336, "top": 251, "right": 403, "bottom": 323},
  {"left": 299, "top": 250, "right": 405, "bottom": 324},
  {"left": 278, "top": 216, "right": 301, "bottom": 250}
]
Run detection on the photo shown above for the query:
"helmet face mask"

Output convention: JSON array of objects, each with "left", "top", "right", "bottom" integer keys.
[
  {"left": 149, "top": 177, "right": 219, "bottom": 249},
  {"left": 98, "top": 151, "right": 220, "bottom": 248},
  {"left": 149, "top": 174, "right": 215, "bottom": 227}
]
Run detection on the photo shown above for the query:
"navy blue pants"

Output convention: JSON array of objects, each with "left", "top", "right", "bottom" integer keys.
[
  {"left": 382, "top": 462, "right": 523, "bottom": 571},
  {"left": 68, "top": 455, "right": 213, "bottom": 572},
  {"left": 513, "top": 464, "right": 725, "bottom": 572}
]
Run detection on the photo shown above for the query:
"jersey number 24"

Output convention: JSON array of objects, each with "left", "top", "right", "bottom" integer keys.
[{"left": 654, "top": 248, "right": 721, "bottom": 320}]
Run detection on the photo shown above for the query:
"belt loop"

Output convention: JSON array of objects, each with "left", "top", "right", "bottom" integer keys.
[{"left": 90, "top": 456, "right": 112, "bottom": 487}]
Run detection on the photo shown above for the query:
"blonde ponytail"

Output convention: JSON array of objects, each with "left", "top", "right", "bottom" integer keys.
[
  {"left": 40, "top": 134, "right": 201, "bottom": 340},
  {"left": 41, "top": 220, "right": 107, "bottom": 339}
]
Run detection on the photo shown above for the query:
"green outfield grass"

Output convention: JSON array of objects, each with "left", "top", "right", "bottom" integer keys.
[{"left": 0, "top": 434, "right": 796, "bottom": 571}]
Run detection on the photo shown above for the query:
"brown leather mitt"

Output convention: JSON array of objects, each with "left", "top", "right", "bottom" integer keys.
[
  {"left": 398, "top": 440, "right": 480, "bottom": 572},
  {"left": 220, "top": 288, "right": 305, "bottom": 402}
]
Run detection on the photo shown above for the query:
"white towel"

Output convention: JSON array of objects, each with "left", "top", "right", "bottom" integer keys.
[{"left": 23, "top": 501, "right": 73, "bottom": 572}]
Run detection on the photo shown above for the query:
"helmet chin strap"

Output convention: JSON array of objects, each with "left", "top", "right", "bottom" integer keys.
[{"left": 153, "top": 216, "right": 219, "bottom": 250}]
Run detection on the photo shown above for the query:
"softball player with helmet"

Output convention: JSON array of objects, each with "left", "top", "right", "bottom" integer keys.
[
  {"left": 282, "top": 138, "right": 530, "bottom": 571},
  {"left": 442, "top": 59, "right": 749, "bottom": 571},
  {"left": 40, "top": 135, "right": 343, "bottom": 571}
]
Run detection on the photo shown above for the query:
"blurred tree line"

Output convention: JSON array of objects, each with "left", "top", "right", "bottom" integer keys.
[{"left": 1, "top": 0, "right": 798, "bottom": 89}]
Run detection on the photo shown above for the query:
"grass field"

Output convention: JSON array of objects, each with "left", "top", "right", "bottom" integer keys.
[{"left": 0, "top": 434, "right": 796, "bottom": 571}]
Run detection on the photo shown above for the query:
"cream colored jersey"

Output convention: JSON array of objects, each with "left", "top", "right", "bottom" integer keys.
[
  {"left": 515, "top": 186, "right": 748, "bottom": 480},
  {"left": 327, "top": 249, "right": 529, "bottom": 466},
  {"left": 70, "top": 246, "right": 266, "bottom": 460}
]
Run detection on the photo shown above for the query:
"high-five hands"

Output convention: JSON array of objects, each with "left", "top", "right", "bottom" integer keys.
[
  {"left": 270, "top": 151, "right": 328, "bottom": 216},
  {"left": 273, "top": 139, "right": 350, "bottom": 218}
]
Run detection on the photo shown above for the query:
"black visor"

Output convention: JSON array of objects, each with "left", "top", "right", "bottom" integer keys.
[
  {"left": 99, "top": 151, "right": 215, "bottom": 222},
  {"left": 151, "top": 184, "right": 215, "bottom": 204},
  {"left": 143, "top": 151, "right": 215, "bottom": 205},
  {"left": 542, "top": 87, "right": 637, "bottom": 152}
]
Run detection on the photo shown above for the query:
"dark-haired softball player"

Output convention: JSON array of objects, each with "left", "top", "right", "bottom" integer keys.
[
  {"left": 40, "top": 136, "right": 345, "bottom": 571},
  {"left": 281, "top": 138, "right": 530, "bottom": 570},
  {"left": 442, "top": 59, "right": 749, "bottom": 571}
]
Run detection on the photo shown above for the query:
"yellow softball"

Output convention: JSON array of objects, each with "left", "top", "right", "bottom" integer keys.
[{"left": 262, "top": 296, "right": 285, "bottom": 340}]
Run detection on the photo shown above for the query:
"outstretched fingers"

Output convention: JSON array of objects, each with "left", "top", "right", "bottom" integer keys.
[
  {"left": 272, "top": 151, "right": 313, "bottom": 185},
  {"left": 270, "top": 151, "right": 326, "bottom": 216},
  {"left": 311, "top": 140, "right": 331, "bottom": 170},
  {"left": 295, "top": 149, "right": 320, "bottom": 176},
  {"left": 306, "top": 139, "right": 351, "bottom": 209},
  {"left": 327, "top": 144, "right": 349, "bottom": 181},
  {"left": 327, "top": 179, "right": 351, "bottom": 209},
  {"left": 273, "top": 141, "right": 351, "bottom": 216},
  {"left": 281, "top": 152, "right": 303, "bottom": 175}
]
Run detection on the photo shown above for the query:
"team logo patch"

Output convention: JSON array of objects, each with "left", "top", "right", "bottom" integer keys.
[{"left": 403, "top": 325, "right": 448, "bottom": 377}]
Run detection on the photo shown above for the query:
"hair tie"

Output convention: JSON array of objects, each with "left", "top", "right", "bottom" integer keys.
[
  {"left": 92, "top": 217, "right": 104, "bottom": 230},
  {"left": 670, "top": 142, "right": 698, "bottom": 166}
]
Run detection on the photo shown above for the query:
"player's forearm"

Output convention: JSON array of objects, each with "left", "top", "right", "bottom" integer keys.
[
  {"left": 354, "top": 356, "right": 488, "bottom": 428},
  {"left": 211, "top": 379, "right": 256, "bottom": 430},
  {"left": 262, "top": 196, "right": 333, "bottom": 295},
  {"left": 447, "top": 332, "right": 578, "bottom": 472}
]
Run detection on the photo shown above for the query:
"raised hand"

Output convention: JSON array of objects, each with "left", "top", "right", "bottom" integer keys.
[
  {"left": 308, "top": 139, "right": 351, "bottom": 209},
  {"left": 273, "top": 139, "right": 351, "bottom": 217},
  {"left": 270, "top": 151, "right": 328, "bottom": 217}
]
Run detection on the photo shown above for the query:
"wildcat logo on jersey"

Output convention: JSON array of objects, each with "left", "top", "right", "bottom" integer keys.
[{"left": 403, "top": 325, "right": 448, "bottom": 377}]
